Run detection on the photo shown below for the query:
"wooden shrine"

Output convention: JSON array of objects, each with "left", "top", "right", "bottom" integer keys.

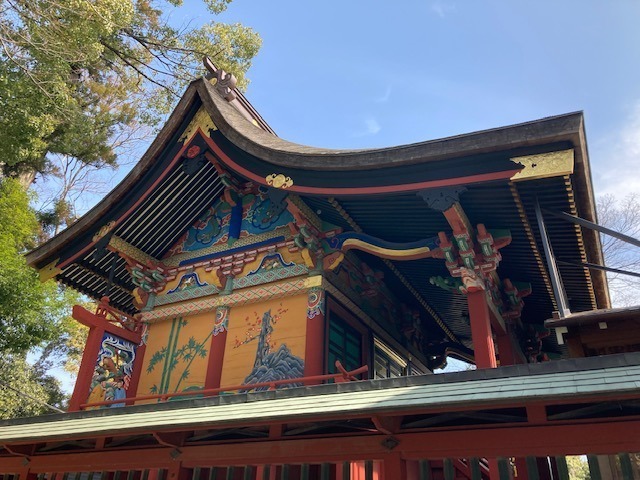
[{"left": 1, "top": 63, "right": 638, "bottom": 480}]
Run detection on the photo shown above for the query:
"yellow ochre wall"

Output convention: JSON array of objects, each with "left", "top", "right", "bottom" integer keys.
[
  {"left": 136, "top": 292, "right": 310, "bottom": 400},
  {"left": 220, "top": 294, "right": 308, "bottom": 388}
]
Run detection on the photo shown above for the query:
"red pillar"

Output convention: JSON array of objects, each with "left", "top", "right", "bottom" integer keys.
[
  {"left": 304, "top": 287, "right": 325, "bottom": 381},
  {"left": 467, "top": 290, "right": 497, "bottom": 369},
  {"left": 383, "top": 455, "right": 406, "bottom": 480},
  {"left": 496, "top": 333, "right": 518, "bottom": 366},
  {"left": 68, "top": 325, "right": 105, "bottom": 411},
  {"left": 205, "top": 306, "right": 229, "bottom": 389}
]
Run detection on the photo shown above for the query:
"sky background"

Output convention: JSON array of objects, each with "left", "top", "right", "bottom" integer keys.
[{"left": 170, "top": 0, "right": 640, "bottom": 199}]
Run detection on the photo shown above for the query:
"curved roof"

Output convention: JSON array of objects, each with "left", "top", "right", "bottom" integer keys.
[{"left": 26, "top": 76, "right": 610, "bottom": 359}]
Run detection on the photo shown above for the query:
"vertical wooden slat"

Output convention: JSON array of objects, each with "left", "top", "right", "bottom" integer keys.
[
  {"left": 587, "top": 455, "right": 602, "bottom": 480},
  {"left": 419, "top": 460, "right": 431, "bottom": 480},
  {"left": 320, "top": 464, "right": 329, "bottom": 480},
  {"left": 341, "top": 462, "right": 350, "bottom": 480},
  {"left": 497, "top": 458, "right": 511, "bottom": 480},
  {"left": 140, "top": 470, "right": 148, "bottom": 480},
  {"left": 279, "top": 465, "right": 289, "bottom": 480},
  {"left": 225, "top": 468, "right": 234, "bottom": 480},
  {"left": 243, "top": 466, "right": 253, "bottom": 480},
  {"left": 525, "top": 457, "right": 539, "bottom": 480},
  {"left": 191, "top": 467, "right": 200, "bottom": 480},
  {"left": 207, "top": 468, "right": 217, "bottom": 480},
  {"left": 112, "top": 472, "right": 121, "bottom": 480},
  {"left": 443, "top": 459, "right": 454, "bottom": 480},
  {"left": 468, "top": 458, "right": 481, "bottom": 480},
  {"left": 619, "top": 454, "right": 633, "bottom": 480},
  {"left": 364, "top": 461, "right": 373, "bottom": 480},
  {"left": 126, "top": 471, "right": 135, "bottom": 480},
  {"left": 299, "top": 464, "right": 309, "bottom": 480},
  {"left": 554, "top": 457, "right": 569, "bottom": 480}
]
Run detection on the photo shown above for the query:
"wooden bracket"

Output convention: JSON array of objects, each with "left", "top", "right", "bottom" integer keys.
[
  {"left": 152, "top": 432, "right": 187, "bottom": 450},
  {"left": 372, "top": 416, "right": 403, "bottom": 435}
]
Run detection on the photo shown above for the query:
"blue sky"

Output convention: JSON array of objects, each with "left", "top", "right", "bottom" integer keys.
[{"left": 172, "top": 0, "right": 640, "bottom": 198}]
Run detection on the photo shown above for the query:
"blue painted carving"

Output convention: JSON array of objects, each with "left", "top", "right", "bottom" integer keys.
[
  {"left": 167, "top": 272, "right": 208, "bottom": 294},
  {"left": 248, "top": 252, "right": 296, "bottom": 275},
  {"left": 177, "top": 191, "right": 294, "bottom": 253}
]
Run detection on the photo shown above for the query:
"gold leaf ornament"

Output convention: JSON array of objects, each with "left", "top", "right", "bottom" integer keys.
[{"left": 266, "top": 173, "right": 293, "bottom": 189}]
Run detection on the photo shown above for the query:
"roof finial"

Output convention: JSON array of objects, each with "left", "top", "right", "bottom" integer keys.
[{"left": 203, "top": 56, "right": 237, "bottom": 102}]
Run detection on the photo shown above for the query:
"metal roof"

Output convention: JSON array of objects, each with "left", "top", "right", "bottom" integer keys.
[{"left": 1, "top": 353, "right": 639, "bottom": 444}]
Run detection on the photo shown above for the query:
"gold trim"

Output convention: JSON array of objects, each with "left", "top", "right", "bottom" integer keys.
[
  {"left": 510, "top": 149, "right": 574, "bottom": 182},
  {"left": 38, "top": 258, "right": 62, "bottom": 282},
  {"left": 265, "top": 173, "right": 293, "bottom": 189},
  {"left": 109, "top": 236, "right": 159, "bottom": 266},
  {"left": 92, "top": 221, "right": 115, "bottom": 242},
  {"left": 179, "top": 107, "right": 217, "bottom": 144}
]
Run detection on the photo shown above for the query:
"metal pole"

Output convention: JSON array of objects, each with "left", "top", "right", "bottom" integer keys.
[{"left": 535, "top": 199, "right": 571, "bottom": 318}]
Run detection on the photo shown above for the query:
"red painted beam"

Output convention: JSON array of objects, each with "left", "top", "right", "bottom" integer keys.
[
  {"left": 72, "top": 305, "right": 141, "bottom": 344},
  {"left": 7, "top": 419, "right": 640, "bottom": 473}
]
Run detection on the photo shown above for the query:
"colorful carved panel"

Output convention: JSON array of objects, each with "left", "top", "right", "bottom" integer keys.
[
  {"left": 166, "top": 189, "right": 294, "bottom": 256},
  {"left": 220, "top": 295, "right": 308, "bottom": 390},
  {"left": 138, "top": 311, "right": 213, "bottom": 399},
  {"left": 86, "top": 332, "right": 137, "bottom": 408}
]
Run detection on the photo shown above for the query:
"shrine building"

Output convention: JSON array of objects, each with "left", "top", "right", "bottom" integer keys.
[{"left": 1, "top": 63, "right": 639, "bottom": 479}]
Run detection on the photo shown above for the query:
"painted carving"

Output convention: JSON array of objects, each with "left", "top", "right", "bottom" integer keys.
[
  {"left": 168, "top": 272, "right": 208, "bottom": 293},
  {"left": 307, "top": 287, "right": 325, "bottom": 319},
  {"left": 86, "top": 333, "right": 137, "bottom": 408},
  {"left": 204, "top": 56, "right": 238, "bottom": 101},
  {"left": 248, "top": 252, "right": 295, "bottom": 275},
  {"left": 327, "top": 231, "right": 441, "bottom": 263},
  {"left": 265, "top": 173, "right": 294, "bottom": 189},
  {"left": 166, "top": 189, "right": 294, "bottom": 255},
  {"left": 214, "top": 306, "right": 230, "bottom": 336},
  {"left": 92, "top": 221, "right": 116, "bottom": 242}
]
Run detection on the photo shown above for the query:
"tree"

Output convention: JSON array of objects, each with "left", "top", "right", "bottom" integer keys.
[
  {"left": 597, "top": 193, "right": 640, "bottom": 307},
  {"left": 0, "top": 0, "right": 261, "bottom": 180},
  {"left": 0, "top": 178, "right": 68, "bottom": 352},
  {"left": 566, "top": 456, "right": 590, "bottom": 480},
  {"left": 0, "top": 177, "right": 84, "bottom": 417}
]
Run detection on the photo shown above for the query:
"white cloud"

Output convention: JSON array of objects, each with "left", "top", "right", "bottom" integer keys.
[
  {"left": 431, "top": 1, "right": 455, "bottom": 18},
  {"left": 374, "top": 85, "right": 392, "bottom": 103},
  {"left": 351, "top": 115, "right": 382, "bottom": 137}
]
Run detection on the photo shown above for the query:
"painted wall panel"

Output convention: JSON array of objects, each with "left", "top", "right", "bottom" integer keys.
[
  {"left": 220, "top": 294, "right": 308, "bottom": 390},
  {"left": 138, "top": 311, "right": 214, "bottom": 399}
]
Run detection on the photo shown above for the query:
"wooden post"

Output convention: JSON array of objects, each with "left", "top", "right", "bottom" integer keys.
[
  {"left": 205, "top": 306, "right": 230, "bottom": 390},
  {"left": 304, "top": 287, "right": 325, "bottom": 382},
  {"left": 467, "top": 290, "right": 497, "bottom": 369},
  {"left": 383, "top": 455, "right": 406, "bottom": 480},
  {"left": 68, "top": 325, "right": 105, "bottom": 411}
]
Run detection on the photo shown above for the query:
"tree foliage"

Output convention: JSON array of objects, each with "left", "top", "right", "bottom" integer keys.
[
  {"left": 566, "top": 456, "right": 590, "bottom": 480},
  {"left": 0, "top": 354, "right": 64, "bottom": 419},
  {"left": 0, "top": 0, "right": 261, "bottom": 178},
  {"left": 597, "top": 193, "right": 640, "bottom": 307},
  {"left": 0, "top": 178, "right": 68, "bottom": 352}
]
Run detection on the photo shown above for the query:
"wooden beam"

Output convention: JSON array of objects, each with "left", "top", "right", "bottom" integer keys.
[{"left": 8, "top": 419, "right": 640, "bottom": 472}]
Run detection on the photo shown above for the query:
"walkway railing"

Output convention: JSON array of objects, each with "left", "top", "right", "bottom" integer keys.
[{"left": 80, "top": 362, "right": 368, "bottom": 410}]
